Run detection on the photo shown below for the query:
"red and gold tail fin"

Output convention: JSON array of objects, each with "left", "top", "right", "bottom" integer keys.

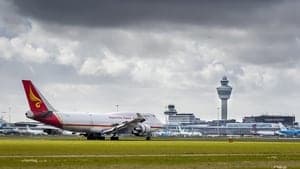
[
  {"left": 22, "top": 80, "right": 61, "bottom": 128},
  {"left": 22, "top": 80, "right": 51, "bottom": 114}
]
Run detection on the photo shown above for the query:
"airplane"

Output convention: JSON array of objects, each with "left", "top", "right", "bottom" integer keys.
[
  {"left": 156, "top": 126, "right": 202, "bottom": 137},
  {"left": 276, "top": 123, "right": 300, "bottom": 137},
  {"left": 251, "top": 130, "right": 276, "bottom": 136},
  {"left": 24, "top": 125, "right": 48, "bottom": 135},
  {"left": 22, "top": 80, "right": 163, "bottom": 140},
  {"left": 7, "top": 126, "right": 47, "bottom": 136},
  {"left": 251, "top": 123, "right": 277, "bottom": 136},
  {"left": 177, "top": 126, "right": 202, "bottom": 137},
  {"left": 61, "top": 130, "right": 80, "bottom": 136}
]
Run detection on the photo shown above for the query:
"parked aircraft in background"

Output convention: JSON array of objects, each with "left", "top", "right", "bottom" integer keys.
[
  {"left": 251, "top": 123, "right": 277, "bottom": 136},
  {"left": 0, "top": 127, "right": 20, "bottom": 135},
  {"left": 277, "top": 123, "right": 300, "bottom": 137},
  {"left": 61, "top": 130, "right": 81, "bottom": 136},
  {"left": 24, "top": 125, "right": 48, "bottom": 135},
  {"left": 22, "top": 80, "right": 162, "bottom": 140},
  {"left": 154, "top": 126, "right": 202, "bottom": 137},
  {"left": 0, "top": 126, "right": 47, "bottom": 135},
  {"left": 178, "top": 126, "right": 202, "bottom": 137},
  {"left": 251, "top": 130, "right": 276, "bottom": 136},
  {"left": 153, "top": 130, "right": 173, "bottom": 137}
]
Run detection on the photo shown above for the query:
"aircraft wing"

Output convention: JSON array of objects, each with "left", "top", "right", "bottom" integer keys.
[{"left": 102, "top": 113, "right": 145, "bottom": 135}]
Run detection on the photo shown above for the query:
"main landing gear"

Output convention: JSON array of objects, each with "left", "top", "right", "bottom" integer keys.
[
  {"left": 86, "top": 133, "right": 105, "bottom": 140},
  {"left": 86, "top": 133, "right": 120, "bottom": 140},
  {"left": 110, "top": 135, "right": 119, "bottom": 140},
  {"left": 86, "top": 133, "right": 151, "bottom": 141},
  {"left": 145, "top": 133, "right": 152, "bottom": 140}
]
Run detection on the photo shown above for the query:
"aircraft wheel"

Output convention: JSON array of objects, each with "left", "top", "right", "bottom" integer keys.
[
  {"left": 87, "top": 134, "right": 105, "bottom": 140},
  {"left": 110, "top": 136, "right": 119, "bottom": 140},
  {"left": 97, "top": 136, "right": 105, "bottom": 140},
  {"left": 87, "top": 135, "right": 96, "bottom": 140},
  {"left": 145, "top": 136, "right": 151, "bottom": 140}
]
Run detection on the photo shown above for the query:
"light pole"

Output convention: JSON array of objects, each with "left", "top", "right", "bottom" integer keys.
[
  {"left": 115, "top": 105, "right": 119, "bottom": 112},
  {"left": 1, "top": 112, "right": 5, "bottom": 121},
  {"left": 8, "top": 107, "right": 11, "bottom": 123},
  {"left": 217, "top": 107, "right": 220, "bottom": 136}
]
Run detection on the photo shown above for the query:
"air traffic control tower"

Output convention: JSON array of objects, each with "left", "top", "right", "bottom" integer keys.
[{"left": 217, "top": 76, "right": 232, "bottom": 120}]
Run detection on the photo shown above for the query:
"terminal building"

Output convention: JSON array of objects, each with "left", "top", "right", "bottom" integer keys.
[
  {"left": 164, "top": 105, "right": 201, "bottom": 125},
  {"left": 243, "top": 115, "right": 296, "bottom": 127},
  {"left": 164, "top": 122, "right": 280, "bottom": 136},
  {"left": 183, "top": 122, "right": 280, "bottom": 136},
  {"left": 159, "top": 75, "right": 299, "bottom": 136},
  {"left": 168, "top": 113, "right": 201, "bottom": 125},
  {"left": 0, "top": 119, "right": 6, "bottom": 128},
  {"left": 162, "top": 105, "right": 285, "bottom": 136},
  {"left": 208, "top": 119, "right": 236, "bottom": 126}
]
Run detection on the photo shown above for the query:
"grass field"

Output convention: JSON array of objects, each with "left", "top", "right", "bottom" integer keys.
[{"left": 0, "top": 137, "right": 300, "bottom": 169}]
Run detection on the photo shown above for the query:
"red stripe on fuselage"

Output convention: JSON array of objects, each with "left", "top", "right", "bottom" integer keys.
[
  {"left": 64, "top": 124, "right": 113, "bottom": 127},
  {"left": 62, "top": 123, "right": 162, "bottom": 129}
]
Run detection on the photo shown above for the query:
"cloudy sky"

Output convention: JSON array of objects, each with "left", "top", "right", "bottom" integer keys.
[{"left": 0, "top": 0, "right": 299, "bottom": 123}]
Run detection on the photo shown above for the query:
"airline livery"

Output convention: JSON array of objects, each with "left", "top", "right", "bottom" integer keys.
[
  {"left": 22, "top": 80, "right": 163, "bottom": 140},
  {"left": 277, "top": 123, "right": 300, "bottom": 137}
]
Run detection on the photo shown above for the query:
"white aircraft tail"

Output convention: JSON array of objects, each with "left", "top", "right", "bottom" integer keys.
[
  {"left": 177, "top": 125, "right": 182, "bottom": 132},
  {"left": 278, "top": 123, "right": 287, "bottom": 131}
]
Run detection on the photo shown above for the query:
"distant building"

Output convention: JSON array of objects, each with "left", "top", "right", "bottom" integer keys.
[
  {"left": 164, "top": 105, "right": 201, "bottom": 125},
  {"left": 208, "top": 119, "right": 236, "bottom": 126},
  {"left": 168, "top": 122, "right": 280, "bottom": 136},
  {"left": 168, "top": 113, "right": 201, "bottom": 125},
  {"left": 0, "top": 119, "right": 6, "bottom": 128},
  {"left": 243, "top": 115, "right": 295, "bottom": 127},
  {"left": 164, "top": 105, "right": 177, "bottom": 116}
]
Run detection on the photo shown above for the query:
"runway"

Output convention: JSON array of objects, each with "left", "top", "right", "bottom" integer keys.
[{"left": 0, "top": 153, "right": 296, "bottom": 158}]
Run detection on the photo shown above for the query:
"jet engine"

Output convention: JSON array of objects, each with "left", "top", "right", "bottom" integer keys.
[{"left": 132, "top": 123, "right": 151, "bottom": 136}]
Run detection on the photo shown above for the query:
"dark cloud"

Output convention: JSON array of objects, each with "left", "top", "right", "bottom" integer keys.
[
  {"left": 0, "top": 0, "right": 31, "bottom": 38},
  {"left": 1, "top": 0, "right": 300, "bottom": 122},
  {"left": 13, "top": 0, "right": 280, "bottom": 27}
]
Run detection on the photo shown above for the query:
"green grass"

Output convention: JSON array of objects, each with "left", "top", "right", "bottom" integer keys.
[{"left": 0, "top": 137, "right": 300, "bottom": 169}]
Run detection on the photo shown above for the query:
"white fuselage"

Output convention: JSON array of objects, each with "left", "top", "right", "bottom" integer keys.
[
  {"left": 53, "top": 111, "right": 163, "bottom": 134},
  {"left": 255, "top": 130, "right": 276, "bottom": 136}
]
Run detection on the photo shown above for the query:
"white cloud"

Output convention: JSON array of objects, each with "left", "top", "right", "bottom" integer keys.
[
  {"left": 0, "top": 37, "right": 14, "bottom": 59},
  {"left": 0, "top": 36, "right": 49, "bottom": 63},
  {"left": 79, "top": 51, "right": 129, "bottom": 76},
  {"left": 56, "top": 41, "right": 80, "bottom": 66}
]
